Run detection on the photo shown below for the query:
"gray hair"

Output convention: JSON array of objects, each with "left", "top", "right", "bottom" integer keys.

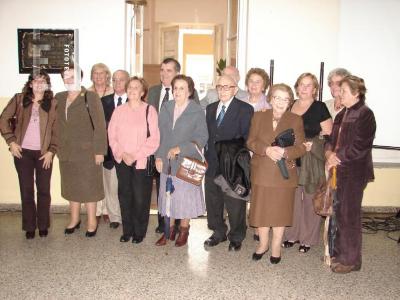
[
  {"left": 327, "top": 68, "right": 351, "bottom": 84},
  {"left": 113, "top": 69, "right": 130, "bottom": 79}
]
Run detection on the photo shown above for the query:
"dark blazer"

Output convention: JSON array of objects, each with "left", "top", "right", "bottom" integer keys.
[
  {"left": 205, "top": 97, "right": 254, "bottom": 177},
  {"left": 101, "top": 93, "right": 118, "bottom": 169},
  {"left": 155, "top": 100, "right": 208, "bottom": 175},
  {"left": 147, "top": 84, "right": 200, "bottom": 113},
  {"left": 326, "top": 101, "right": 376, "bottom": 182}
]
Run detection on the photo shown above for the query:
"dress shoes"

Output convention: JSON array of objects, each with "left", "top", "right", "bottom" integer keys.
[
  {"left": 64, "top": 221, "right": 81, "bottom": 235},
  {"left": 282, "top": 240, "right": 299, "bottom": 248},
  {"left": 331, "top": 263, "right": 361, "bottom": 274},
  {"left": 85, "top": 226, "right": 98, "bottom": 238},
  {"left": 155, "top": 234, "right": 167, "bottom": 246},
  {"left": 25, "top": 231, "right": 35, "bottom": 239},
  {"left": 252, "top": 248, "right": 269, "bottom": 261},
  {"left": 204, "top": 235, "right": 227, "bottom": 247},
  {"left": 270, "top": 256, "right": 282, "bottom": 264},
  {"left": 175, "top": 226, "right": 189, "bottom": 247},
  {"left": 132, "top": 236, "right": 144, "bottom": 244},
  {"left": 39, "top": 230, "right": 48, "bottom": 237},
  {"left": 228, "top": 241, "right": 242, "bottom": 252},
  {"left": 109, "top": 222, "right": 120, "bottom": 229},
  {"left": 120, "top": 235, "right": 131, "bottom": 242}
]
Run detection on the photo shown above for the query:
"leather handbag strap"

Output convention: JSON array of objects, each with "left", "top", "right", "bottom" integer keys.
[
  {"left": 84, "top": 92, "right": 94, "bottom": 130},
  {"left": 145, "top": 104, "right": 150, "bottom": 138},
  {"left": 192, "top": 142, "right": 207, "bottom": 166}
]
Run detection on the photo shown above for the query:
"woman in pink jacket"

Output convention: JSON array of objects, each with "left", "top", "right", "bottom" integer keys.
[{"left": 108, "top": 77, "right": 160, "bottom": 244}]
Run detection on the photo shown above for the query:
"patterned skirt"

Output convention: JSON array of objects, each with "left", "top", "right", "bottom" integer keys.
[{"left": 158, "top": 173, "right": 206, "bottom": 219}]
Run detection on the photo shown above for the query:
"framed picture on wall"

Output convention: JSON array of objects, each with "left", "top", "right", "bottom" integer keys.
[{"left": 17, "top": 28, "right": 77, "bottom": 74}]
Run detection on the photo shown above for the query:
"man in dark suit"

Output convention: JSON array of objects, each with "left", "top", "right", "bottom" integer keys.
[
  {"left": 147, "top": 58, "right": 199, "bottom": 233},
  {"left": 100, "top": 70, "right": 130, "bottom": 229},
  {"left": 204, "top": 74, "right": 254, "bottom": 251}
]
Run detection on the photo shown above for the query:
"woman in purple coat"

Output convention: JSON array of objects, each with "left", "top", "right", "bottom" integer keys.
[{"left": 325, "top": 75, "right": 376, "bottom": 274}]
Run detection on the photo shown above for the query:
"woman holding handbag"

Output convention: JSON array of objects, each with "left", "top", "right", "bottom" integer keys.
[
  {"left": 247, "top": 83, "right": 306, "bottom": 264},
  {"left": 155, "top": 74, "right": 208, "bottom": 247},
  {"left": 108, "top": 76, "right": 160, "bottom": 244},
  {"left": 0, "top": 70, "right": 57, "bottom": 239}
]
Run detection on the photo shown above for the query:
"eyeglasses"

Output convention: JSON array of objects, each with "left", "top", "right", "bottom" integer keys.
[
  {"left": 216, "top": 85, "right": 237, "bottom": 91},
  {"left": 272, "top": 96, "right": 290, "bottom": 103}
]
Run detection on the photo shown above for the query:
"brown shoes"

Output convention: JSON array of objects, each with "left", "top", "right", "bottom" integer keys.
[
  {"left": 155, "top": 226, "right": 176, "bottom": 246},
  {"left": 155, "top": 226, "right": 190, "bottom": 247},
  {"left": 175, "top": 226, "right": 189, "bottom": 247},
  {"left": 331, "top": 262, "right": 361, "bottom": 274}
]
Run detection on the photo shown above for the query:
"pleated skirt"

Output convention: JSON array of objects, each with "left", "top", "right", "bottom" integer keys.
[{"left": 158, "top": 173, "right": 206, "bottom": 219}]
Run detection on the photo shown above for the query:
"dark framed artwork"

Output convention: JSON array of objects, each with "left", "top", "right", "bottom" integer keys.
[{"left": 18, "top": 29, "right": 76, "bottom": 74}]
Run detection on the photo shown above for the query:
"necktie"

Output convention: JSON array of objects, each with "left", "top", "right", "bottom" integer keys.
[
  {"left": 117, "top": 97, "right": 122, "bottom": 106},
  {"left": 162, "top": 88, "right": 170, "bottom": 105},
  {"left": 216, "top": 105, "right": 226, "bottom": 127}
]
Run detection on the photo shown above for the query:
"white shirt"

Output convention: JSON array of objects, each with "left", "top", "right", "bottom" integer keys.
[
  {"left": 216, "top": 97, "right": 234, "bottom": 119},
  {"left": 158, "top": 85, "right": 173, "bottom": 111},
  {"left": 114, "top": 93, "right": 128, "bottom": 108}
]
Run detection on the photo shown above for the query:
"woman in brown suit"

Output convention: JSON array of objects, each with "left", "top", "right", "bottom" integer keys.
[
  {"left": 0, "top": 70, "right": 57, "bottom": 239},
  {"left": 247, "top": 83, "right": 306, "bottom": 264},
  {"left": 56, "top": 68, "right": 107, "bottom": 237}
]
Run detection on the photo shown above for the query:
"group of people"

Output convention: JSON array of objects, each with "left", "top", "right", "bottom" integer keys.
[{"left": 0, "top": 58, "right": 376, "bottom": 274}]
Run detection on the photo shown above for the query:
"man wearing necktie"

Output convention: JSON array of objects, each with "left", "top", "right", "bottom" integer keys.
[
  {"left": 99, "top": 70, "right": 130, "bottom": 229},
  {"left": 148, "top": 58, "right": 200, "bottom": 233},
  {"left": 204, "top": 74, "right": 254, "bottom": 251}
]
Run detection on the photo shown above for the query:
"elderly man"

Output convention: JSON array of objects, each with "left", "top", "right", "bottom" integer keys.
[
  {"left": 325, "top": 68, "right": 351, "bottom": 120},
  {"left": 99, "top": 70, "right": 130, "bottom": 228},
  {"left": 148, "top": 58, "right": 199, "bottom": 233},
  {"left": 200, "top": 66, "right": 248, "bottom": 110},
  {"left": 204, "top": 74, "right": 254, "bottom": 251}
]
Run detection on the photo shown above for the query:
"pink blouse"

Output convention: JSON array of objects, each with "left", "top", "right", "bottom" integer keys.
[
  {"left": 108, "top": 103, "right": 160, "bottom": 169},
  {"left": 21, "top": 105, "right": 41, "bottom": 150}
]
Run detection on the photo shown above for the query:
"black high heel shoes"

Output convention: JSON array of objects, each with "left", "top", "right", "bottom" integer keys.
[{"left": 64, "top": 221, "right": 81, "bottom": 235}]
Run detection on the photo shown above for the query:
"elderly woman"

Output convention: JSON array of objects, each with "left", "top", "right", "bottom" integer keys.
[
  {"left": 245, "top": 68, "right": 271, "bottom": 111},
  {"left": 247, "top": 83, "right": 306, "bottom": 264},
  {"left": 155, "top": 74, "right": 208, "bottom": 247},
  {"left": 325, "top": 68, "right": 351, "bottom": 120},
  {"left": 283, "top": 73, "right": 332, "bottom": 253},
  {"left": 326, "top": 75, "right": 376, "bottom": 273},
  {"left": 108, "top": 77, "right": 160, "bottom": 243},
  {"left": 0, "top": 70, "right": 57, "bottom": 239},
  {"left": 56, "top": 67, "right": 107, "bottom": 237}
]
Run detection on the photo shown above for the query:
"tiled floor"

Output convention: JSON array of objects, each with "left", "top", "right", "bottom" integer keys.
[{"left": 0, "top": 212, "right": 399, "bottom": 299}]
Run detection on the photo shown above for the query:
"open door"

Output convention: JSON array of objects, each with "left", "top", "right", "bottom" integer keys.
[{"left": 160, "top": 25, "right": 179, "bottom": 60}]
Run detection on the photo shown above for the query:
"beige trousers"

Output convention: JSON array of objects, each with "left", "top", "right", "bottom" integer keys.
[{"left": 96, "top": 167, "right": 121, "bottom": 223}]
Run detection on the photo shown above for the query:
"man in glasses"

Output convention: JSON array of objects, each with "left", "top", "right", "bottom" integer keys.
[
  {"left": 204, "top": 74, "right": 254, "bottom": 252},
  {"left": 200, "top": 66, "right": 248, "bottom": 110}
]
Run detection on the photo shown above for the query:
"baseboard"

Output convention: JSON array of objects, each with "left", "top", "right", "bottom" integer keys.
[{"left": 1, "top": 203, "right": 398, "bottom": 214}]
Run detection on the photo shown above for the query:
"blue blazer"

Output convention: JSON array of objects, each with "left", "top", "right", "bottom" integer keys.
[{"left": 205, "top": 97, "right": 254, "bottom": 177}]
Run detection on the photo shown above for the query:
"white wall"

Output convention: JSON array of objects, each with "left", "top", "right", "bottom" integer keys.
[
  {"left": 244, "top": 0, "right": 400, "bottom": 162},
  {"left": 0, "top": 0, "right": 126, "bottom": 97}
]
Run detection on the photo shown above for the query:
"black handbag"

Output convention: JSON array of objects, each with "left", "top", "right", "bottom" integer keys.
[
  {"left": 272, "top": 128, "right": 295, "bottom": 179},
  {"left": 145, "top": 105, "right": 157, "bottom": 177}
]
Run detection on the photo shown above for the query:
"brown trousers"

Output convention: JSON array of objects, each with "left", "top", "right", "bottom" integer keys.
[
  {"left": 333, "top": 176, "right": 367, "bottom": 266},
  {"left": 14, "top": 149, "right": 52, "bottom": 231}
]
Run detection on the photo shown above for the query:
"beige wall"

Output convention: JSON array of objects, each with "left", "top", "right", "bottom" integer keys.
[{"left": 1, "top": 98, "right": 399, "bottom": 208}]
